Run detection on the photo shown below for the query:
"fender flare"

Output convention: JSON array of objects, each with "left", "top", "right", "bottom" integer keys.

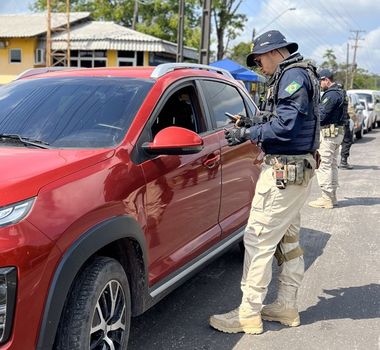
[{"left": 36, "top": 216, "right": 147, "bottom": 350}]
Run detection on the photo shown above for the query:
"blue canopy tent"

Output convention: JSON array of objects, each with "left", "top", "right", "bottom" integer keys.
[{"left": 209, "top": 58, "right": 266, "bottom": 83}]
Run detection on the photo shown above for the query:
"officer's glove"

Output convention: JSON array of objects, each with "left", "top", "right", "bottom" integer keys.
[
  {"left": 224, "top": 126, "right": 249, "bottom": 146},
  {"left": 256, "top": 111, "right": 274, "bottom": 123},
  {"left": 235, "top": 115, "right": 253, "bottom": 128}
]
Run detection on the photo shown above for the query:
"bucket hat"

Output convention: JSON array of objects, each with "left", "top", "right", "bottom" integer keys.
[{"left": 246, "top": 30, "right": 298, "bottom": 67}]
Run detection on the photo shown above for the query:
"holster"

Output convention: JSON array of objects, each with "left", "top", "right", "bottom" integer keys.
[{"left": 266, "top": 155, "right": 313, "bottom": 189}]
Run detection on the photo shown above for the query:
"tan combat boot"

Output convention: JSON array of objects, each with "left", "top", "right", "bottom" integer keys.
[
  {"left": 209, "top": 308, "right": 263, "bottom": 334},
  {"left": 261, "top": 285, "right": 300, "bottom": 327},
  {"left": 308, "top": 196, "right": 333, "bottom": 209}
]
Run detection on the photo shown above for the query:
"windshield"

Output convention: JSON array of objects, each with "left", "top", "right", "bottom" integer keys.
[
  {"left": 356, "top": 93, "right": 373, "bottom": 104},
  {"left": 0, "top": 77, "right": 153, "bottom": 148}
]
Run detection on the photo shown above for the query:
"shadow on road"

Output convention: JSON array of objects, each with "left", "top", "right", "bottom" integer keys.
[
  {"left": 300, "top": 283, "right": 380, "bottom": 324},
  {"left": 340, "top": 165, "right": 380, "bottom": 171},
  {"left": 355, "top": 136, "right": 376, "bottom": 144},
  {"left": 337, "top": 196, "right": 380, "bottom": 207},
  {"left": 129, "top": 245, "right": 245, "bottom": 350},
  {"left": 129, "top": 228, "right": 331, "bottom": 349}
]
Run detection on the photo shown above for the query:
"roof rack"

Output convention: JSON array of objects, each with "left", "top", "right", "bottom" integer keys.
[
  {"left": 15, "top": 67, "right": 81, "bottom": 80},
  {"left": 151, "top": 63, "right": 233, "bottom": 79}
]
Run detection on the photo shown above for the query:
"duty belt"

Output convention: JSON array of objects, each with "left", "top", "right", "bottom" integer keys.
[
  {"left": 321, "top": 124, "right": 344, "bottom": 137},
  {"left": 264, "top": 154, "right": 315, "bottom": 189}
]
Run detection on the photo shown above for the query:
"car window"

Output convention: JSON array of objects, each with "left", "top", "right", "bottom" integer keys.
[
  {"left": 0, "top": 77, "right": 153, "bottom": 148},
  {"left": 200, "top": 80, "right": 248, "bottom": 128},
  {"left": 356, "top": 93, "right": 373, "bottom": 104},
  {"left": 151, "top": 85, "right": 207, "bottom": 138}
]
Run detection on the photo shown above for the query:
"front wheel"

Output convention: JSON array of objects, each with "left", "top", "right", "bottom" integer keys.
[
  {"left": 355, "top": 127, "right": 364, "bottom": 140},
  {"left": 55, "top": 256, "right": 131, "bottom": 350}
]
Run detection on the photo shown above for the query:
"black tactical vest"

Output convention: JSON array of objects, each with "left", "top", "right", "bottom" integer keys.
[
  {"left": 264, "top": 54, "right": 321, "bottom": 153},
  {"left": 324, "top": 84, "right": 349, "bottom": 125}
]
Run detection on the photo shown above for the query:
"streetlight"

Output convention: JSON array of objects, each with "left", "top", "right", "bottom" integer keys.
[{"left": 255, "top": 7, "right": 296, "bottom": 36}]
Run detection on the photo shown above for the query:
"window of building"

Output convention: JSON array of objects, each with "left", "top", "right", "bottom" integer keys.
[
  {"left": 35, "top": 49, "right": 45, "bottom": 64},
  {"left": 149, "top": 52, "right": 175, "bottom": 66},
  {"left": 9, "top": 49, "right": 22, "bottom": 63},
  {"left": 117, "top": 51, "right": 144, "bottom": 67},
  {"left": 69, "top": 50, "right": 107, "bottom": 68}
]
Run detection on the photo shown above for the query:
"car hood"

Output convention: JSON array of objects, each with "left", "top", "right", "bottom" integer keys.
[{"left": 0, "top": 147, "right": 114, "bottom": 206}]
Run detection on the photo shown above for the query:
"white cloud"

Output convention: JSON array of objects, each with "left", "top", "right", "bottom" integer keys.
[{"left": 239, "top": 0, "right": 380, "bottom": 74}]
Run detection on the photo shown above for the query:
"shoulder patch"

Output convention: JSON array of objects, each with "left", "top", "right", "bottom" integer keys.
[
  {"left": 322, "top": 97, "right": 329, "bottom": 104},
  {"left": 284, "top": 81, "right": 302, "bottom": 95}
]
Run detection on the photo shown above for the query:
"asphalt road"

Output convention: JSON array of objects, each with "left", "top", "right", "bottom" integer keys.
[{"left": 128, "top": 129, "right": 380, "bottom": 350}]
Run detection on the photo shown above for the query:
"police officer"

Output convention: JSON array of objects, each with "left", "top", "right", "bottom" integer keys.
[
  {"left": 308, "top": 69, "right": 346, "bottom": 209},
  {"left": 340, "top": 95, "right": 355, "bottom": 169},
  {"left": 209, "top": 30, "right": 320, "bottom": 334}
]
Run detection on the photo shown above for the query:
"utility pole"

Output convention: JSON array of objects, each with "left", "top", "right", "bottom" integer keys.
[
  {"left": 345, "top": 42, "right": 349, "bottom": 89},
  {"left": 46, "top": 0, "right": 71, "bottom": 67},
  {"left": 349, "top": 29, "right": 365, "bottom": 89},
  {"left": 199, "top": 0, "right": 211, "bottom": 65},
  {"left": 176, "top": 0, "right": 185, "bottom": 62},
  {"left": 46, "top": 0, "right": 52, "bottom": 66},
  {"left": 132, "top": 0, "right": 138, "bottom": 30}
]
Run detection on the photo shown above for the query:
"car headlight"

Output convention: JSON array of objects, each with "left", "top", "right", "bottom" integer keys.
[
  {"left": 0, "top": 267, "right": 17, "bottom": 344},
  {"left": 0, "top": 198, "right": 35, "bottom": 227}
]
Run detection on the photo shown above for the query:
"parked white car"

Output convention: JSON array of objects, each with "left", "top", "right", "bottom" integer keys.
[{"left": 348, "top": 89, "right": 380, "bottom": 129}]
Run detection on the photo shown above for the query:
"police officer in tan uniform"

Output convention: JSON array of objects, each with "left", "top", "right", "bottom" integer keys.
[
  {"left": 309, "top": 69, "right": 346, "bottom": 208},
  {"left": 209, "top": 30, "right": 320, "bottom": 334}
]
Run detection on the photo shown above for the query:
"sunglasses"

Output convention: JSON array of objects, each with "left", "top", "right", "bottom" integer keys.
[{"left": 254, "top": 56, "right": 263, "bottom": 68}]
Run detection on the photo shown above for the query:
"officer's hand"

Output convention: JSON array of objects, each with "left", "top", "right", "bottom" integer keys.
[{"left": 224, "top": 126, "right": 249, "bottom": 146}]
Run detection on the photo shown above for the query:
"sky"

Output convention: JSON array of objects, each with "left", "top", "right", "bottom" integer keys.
[{"left": 1, "top": 0, "right": 379, "bottom": 74}]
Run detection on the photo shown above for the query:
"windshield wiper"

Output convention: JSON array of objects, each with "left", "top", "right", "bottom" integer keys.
[{"left": 0, "top": 134, "right": 50, "bottom": 149}]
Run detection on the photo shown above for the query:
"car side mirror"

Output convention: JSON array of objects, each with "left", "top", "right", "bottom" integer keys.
[{"left": 142, "top": 126, "right": 203, "bottom": 155}]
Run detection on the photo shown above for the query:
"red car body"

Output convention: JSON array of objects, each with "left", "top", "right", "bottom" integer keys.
[{"left": 0, "top": 65, "right": 262, "bottom": 349}]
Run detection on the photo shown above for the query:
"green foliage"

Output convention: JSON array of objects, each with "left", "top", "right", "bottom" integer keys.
[
  {"left": 352, "top": 69, "right": 380, "bottom": 89},
  {"left": 318, "top": 48, "right": 380, "bottom": 90},
  {"left": 212, "top": 0, "right": 247, "bottom": 60},
  {"left": 227, "top": 41, "right": 251, "bottom": 66},
  {"left": 320, "top": 49, "right": 338, "bottom": 72},
  {"left": 31, "top": 0, "right": 201, "bottom": 47}
]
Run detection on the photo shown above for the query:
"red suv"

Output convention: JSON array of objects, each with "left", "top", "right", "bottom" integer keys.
[{"left": 0, "top": 63, "right": 262, "bottom": 349}]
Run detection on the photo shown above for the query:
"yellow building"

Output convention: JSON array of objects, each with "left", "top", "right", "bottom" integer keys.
[{"left": 0, "top": 12, "right": 198, "bottom": 84}]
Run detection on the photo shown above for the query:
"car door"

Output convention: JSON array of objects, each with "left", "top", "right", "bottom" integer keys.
[
  {"left": 199, "top": 79, "right": 263, "bottom": 240},
  {"left": 138, "top": 82, "right": 222, "bottom": 285}
]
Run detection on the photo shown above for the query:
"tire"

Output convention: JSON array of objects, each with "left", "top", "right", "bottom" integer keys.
[
  {"left": 355, "top": 127, "right": 363, "bottom": 140},
  {"left": 55, "top": 256, "right": 131, "bottom": 350}
]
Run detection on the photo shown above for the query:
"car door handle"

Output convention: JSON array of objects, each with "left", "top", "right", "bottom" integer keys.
[{"left": 203, "top": 154, "right": 220, "bottom": 169}]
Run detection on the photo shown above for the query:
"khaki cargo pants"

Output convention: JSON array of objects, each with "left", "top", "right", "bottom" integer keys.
[
  {"left": 316, "top": 132, "right": 344, "bottom": 199},
  {"left": 240, "top": 154, "right": 315, "bottom": 313}
]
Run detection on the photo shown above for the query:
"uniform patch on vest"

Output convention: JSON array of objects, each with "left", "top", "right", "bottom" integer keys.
[
  {"left": 284, "top": 81, "right": 302, "bottom": 95},
  {"left": 322, "top": 97, "right": 329, "bottom": 104}
]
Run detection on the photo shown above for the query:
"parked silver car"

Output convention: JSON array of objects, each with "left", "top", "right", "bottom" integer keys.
[{"left": 347, "top": 91, "right": 365, "bottom": 140}]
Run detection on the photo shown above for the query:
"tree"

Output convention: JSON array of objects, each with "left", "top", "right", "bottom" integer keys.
[
  {"left": 212, "top": 0, "right": 247, "bottom": 60},
  {"left": 30, "top": 0, "right": 201, "bottom": 47},
  {"left": 318, "top": 49, "right": 380, "bottom": 89},
  {"left": 320, "top": 49, "right": 338, "bottom": 72},
  {"left": 227, "top": 41, "right": 250, "bottom": 66}
]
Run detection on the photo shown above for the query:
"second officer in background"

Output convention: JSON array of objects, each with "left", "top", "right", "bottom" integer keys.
[{"left": 308, "top": 69, "right": 347, "bottom": 209}]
